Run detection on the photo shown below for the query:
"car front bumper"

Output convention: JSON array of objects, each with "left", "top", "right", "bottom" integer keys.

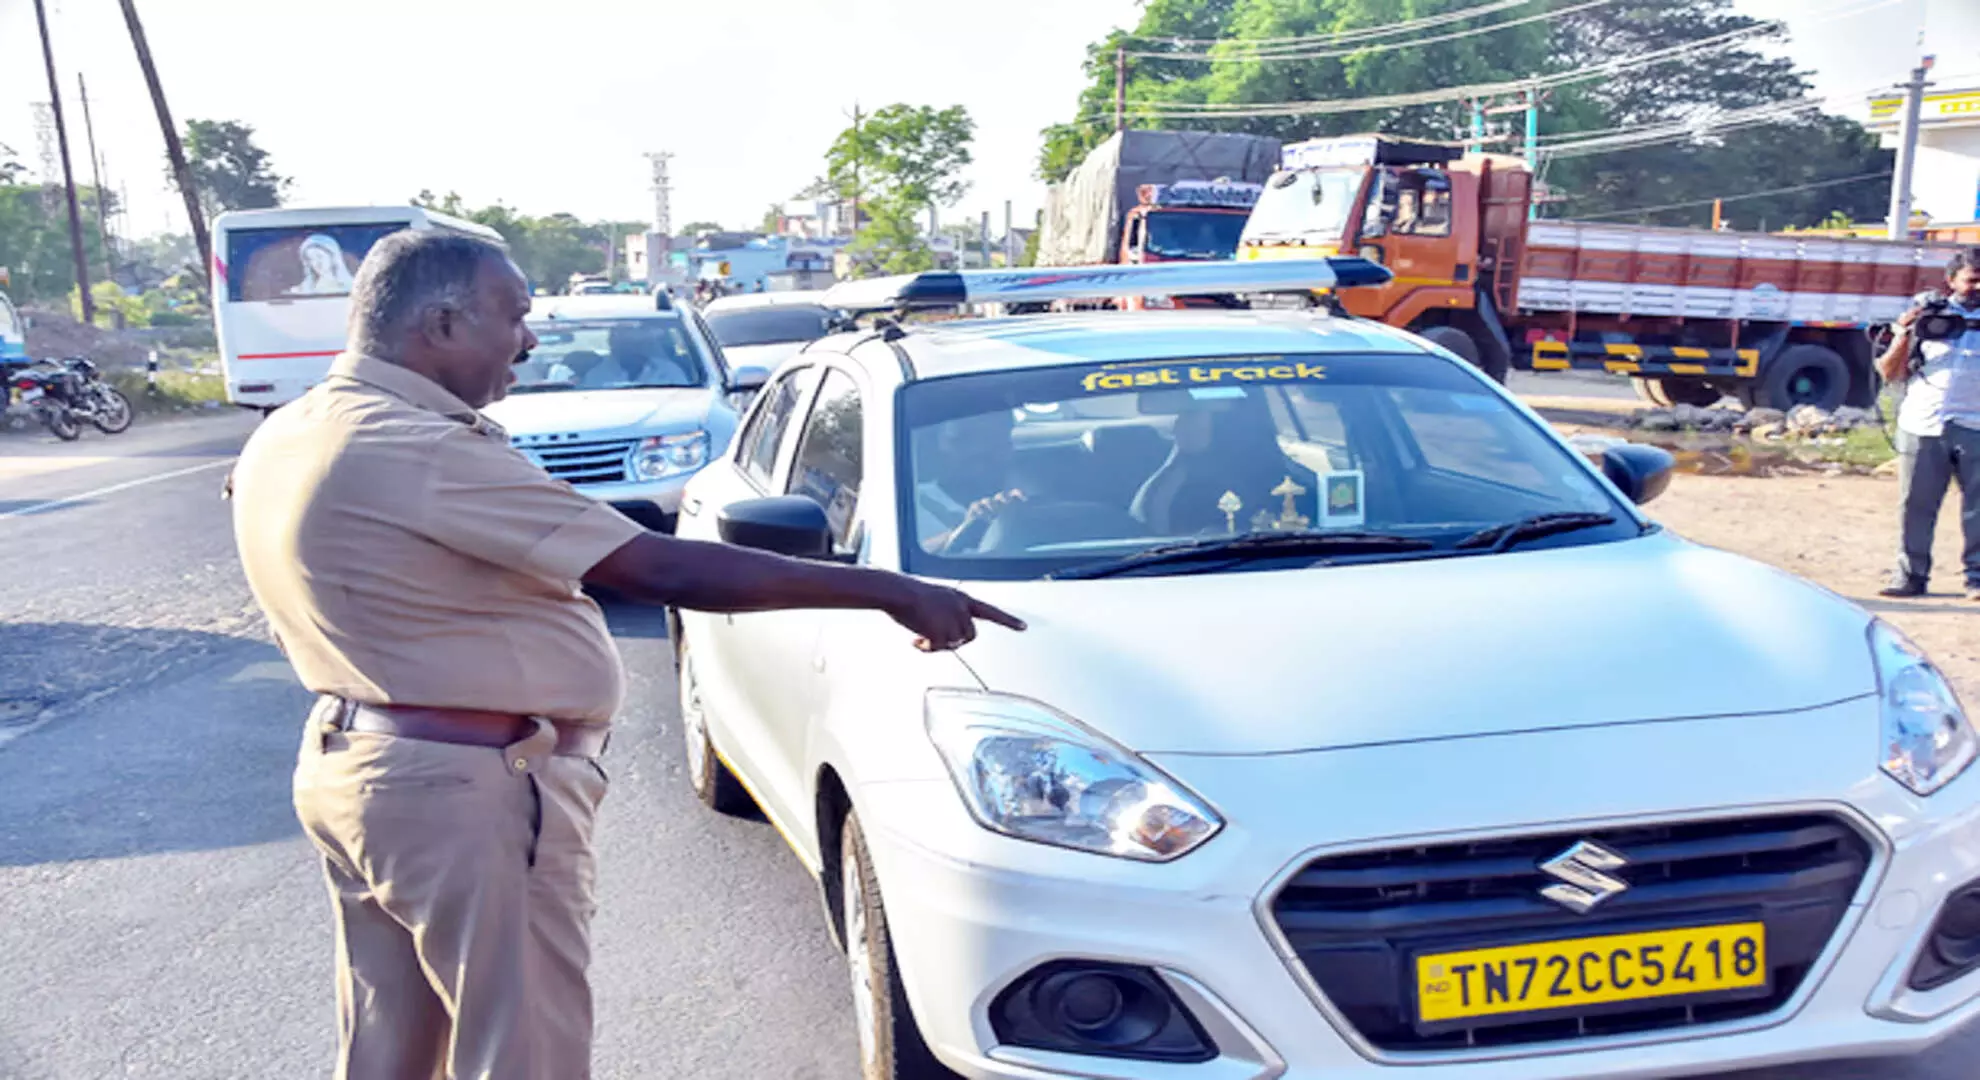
[
  {"left": 576, "top": 475, "right": 690, "bottom": 532},
  {"left": 851, "top": 698, "right": 1980, "bottom": 1079}
]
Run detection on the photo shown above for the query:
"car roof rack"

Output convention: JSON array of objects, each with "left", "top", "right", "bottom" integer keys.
[{"left": 820, "top": 257, "right": 1388, "bottom": 316}]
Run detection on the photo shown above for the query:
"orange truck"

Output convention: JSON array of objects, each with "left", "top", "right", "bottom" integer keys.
[{"left": 1237, "top": 135, "right": 1961, "bottom": 410}]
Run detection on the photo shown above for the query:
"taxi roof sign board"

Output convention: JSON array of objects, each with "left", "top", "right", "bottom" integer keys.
[{"left": 820, "top": 258, "right": 1391, "bottom": 313}]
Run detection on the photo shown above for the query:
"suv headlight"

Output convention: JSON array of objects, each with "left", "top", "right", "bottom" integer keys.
[
  {"left": 1872, "top": 621, "right": 1977, "bottom": 796},
  {"left": 925, "top": 690, "right": 1222, "bottom": 862},
  {"left": 631, "top": 431, "right": 708, "bottom": 481}
]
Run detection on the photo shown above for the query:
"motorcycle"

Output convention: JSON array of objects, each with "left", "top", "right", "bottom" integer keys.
[{"left": 6, "top": 357, "right": 132, "bottom": 441}]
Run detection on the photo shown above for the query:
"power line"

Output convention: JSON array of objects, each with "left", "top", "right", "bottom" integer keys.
[
  {"left": 1563, "top": 171, "right": 1890, "bottom": 220},
  {"left": 1119, "top": 0, "right": 1537, "bottom": 48},
  {"left": 1126, "top": 0, "right": 1615, "bottom": 63}
]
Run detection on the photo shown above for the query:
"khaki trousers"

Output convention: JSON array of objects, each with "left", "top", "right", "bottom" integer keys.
[{"left": 292, "top": 698, "right": 609, "bottom": 1080}]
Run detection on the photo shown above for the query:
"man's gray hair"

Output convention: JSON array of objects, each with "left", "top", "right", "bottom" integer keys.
[{"left": 347, "top": 230, "right": 509, "bottom": 355}]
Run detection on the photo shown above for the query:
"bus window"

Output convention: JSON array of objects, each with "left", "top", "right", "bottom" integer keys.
[{"left": 225, "top": 221, "right": 411, "bottom": 302}]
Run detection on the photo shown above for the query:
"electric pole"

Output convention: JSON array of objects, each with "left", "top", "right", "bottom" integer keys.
[
  {"left": 1887, "top": 57, "right": 1932, "bottom": 240},
  {"left": 78, "top": 74, "right": 116, "bottom": 283},
  {"left": 848, "top": 103, "right": 863, "bottom": 238},
  {"left": 120, "top": 0, "right": 212, "bottom": 294},
  {"left": 1468, "top": 99, "right": 1485, "bottom": 155},
  {"left": 33, "top": 0, "right": 94, "bottom": 324},
  {"left": 1115, "top": 46, "right": 1128, "bottom": 133}
]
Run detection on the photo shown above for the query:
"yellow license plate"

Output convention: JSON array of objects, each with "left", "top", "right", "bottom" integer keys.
[{"left": 1415, "top": 922, "right": 1767, "bottom": 1025}]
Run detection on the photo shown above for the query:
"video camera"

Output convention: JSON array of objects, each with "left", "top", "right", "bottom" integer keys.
[{"left": 1885, "top": 292, "right": 1980, "bottom": 377}]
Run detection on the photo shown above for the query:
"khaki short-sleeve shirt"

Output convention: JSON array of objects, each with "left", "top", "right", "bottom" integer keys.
[{"left": 230, "top": 353, "right": 647, "bottom": 725}]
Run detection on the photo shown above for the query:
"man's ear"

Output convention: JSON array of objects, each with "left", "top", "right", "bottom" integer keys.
[{"left": 415, "top": 304, "right": 454, "bottom": 348}]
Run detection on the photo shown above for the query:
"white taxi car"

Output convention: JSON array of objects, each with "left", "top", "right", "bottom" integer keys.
[{"left": 670, "top": 260, "right": 1980, "bottom": 1080}]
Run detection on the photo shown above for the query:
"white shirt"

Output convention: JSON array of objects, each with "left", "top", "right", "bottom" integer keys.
[
  {"left": 1897, "top": 296, "right": 1980, "bottom": 438},
  {"left": 914, "top": 482, "right": 968, "bottom": 550}
]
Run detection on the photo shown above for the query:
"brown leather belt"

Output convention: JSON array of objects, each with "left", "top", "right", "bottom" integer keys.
[{"left": 333, "top": 700, "right": 609, "bottom": 759}]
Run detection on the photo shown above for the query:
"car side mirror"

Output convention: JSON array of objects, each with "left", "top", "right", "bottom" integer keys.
[
  {"left": 717, "top": 495, "right": 832, "bottom": 558},
  {"left": 728, "top": 365, "right": 770, "bottom": 393},
  {"left": 1602, "top": 444, "right": 1676, "bottom": 505}
]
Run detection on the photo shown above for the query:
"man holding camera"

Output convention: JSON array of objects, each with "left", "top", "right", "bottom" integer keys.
[{"left": 1878, "top": 248, "right": 1980, "bottom": 599}]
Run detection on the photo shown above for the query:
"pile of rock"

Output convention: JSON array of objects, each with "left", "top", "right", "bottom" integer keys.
[{"left": 1626, "top": 403, "right": 1883, "bottom": 439}]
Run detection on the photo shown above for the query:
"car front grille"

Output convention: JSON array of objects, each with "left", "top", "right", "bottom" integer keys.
[
  {"left": 1271, "top": 813, "right": 1872, "bottom": 1053},
  {"left": 522, "top": 438, "right": 638, "bottom": 485}
]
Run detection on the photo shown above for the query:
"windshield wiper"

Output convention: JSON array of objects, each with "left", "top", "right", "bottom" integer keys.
[
  {"left": 506, "top": 383, "right": 579, "bottom": 395},
  {"left": 1455, "top": 512, "right": 1618, "bottom": 554},
  {"left": 1051, "top": 530, "right": 1435, "bottom": 581}
]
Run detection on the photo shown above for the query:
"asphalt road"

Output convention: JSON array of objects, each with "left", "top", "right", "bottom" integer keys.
[{"left": 0, "top": 407, "right": 1967, "bottom": 1080}]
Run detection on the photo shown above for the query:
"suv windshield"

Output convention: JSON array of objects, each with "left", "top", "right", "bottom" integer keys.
[
  {"left": 1143, "top": 211, "right": 1248, "bottom": 261},
  {"left": 898, "top": 353, "right": 1633, "bottom": 580},
  {"left": 1241, "top": 169, "right": 1365, "bottom": 244},
  {"left": 706, "top": 305, "right": 841, "bottom": 348},
  {"left": 512, "top": 317, "right": 711, "bottom": 392}
]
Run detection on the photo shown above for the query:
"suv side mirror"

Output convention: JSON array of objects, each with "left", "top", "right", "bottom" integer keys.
[
  {"left": 1602, "top": 444, "right": 1676, "bottom": 505},
  {"left": 717, "top": 495, "right": 832, "bottom": 558},
  {"left": 728, "top": 365, "right": 770, "bottom": 393}
]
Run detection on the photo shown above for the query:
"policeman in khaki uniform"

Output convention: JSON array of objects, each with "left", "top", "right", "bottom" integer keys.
[{"left": 229, "top": 231, "right": 1021, "bottom": 1079}]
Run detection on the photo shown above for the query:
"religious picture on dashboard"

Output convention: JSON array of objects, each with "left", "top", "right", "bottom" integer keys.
[{"left": 1321, "top": 471, "right": 1365, "bottom": 529}]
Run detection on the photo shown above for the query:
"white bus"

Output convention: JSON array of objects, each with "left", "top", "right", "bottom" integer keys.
[{"left": 211, "top": 205, "right": 506, "bottom": 410}]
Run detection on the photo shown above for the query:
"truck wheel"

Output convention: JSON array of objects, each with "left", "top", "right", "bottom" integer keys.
[
  {"left": 1641, "top": 378, "right": 1722, "bottom": 408},
  {"left": 1419, "top": 326, "right": 1506, "bottom": 384},
  {"left": 1632, "top": 378, "right": 1673, "bottom": 407},
  {"left": 1756, "top": 344, "right": 1849, "bottom": 412}
]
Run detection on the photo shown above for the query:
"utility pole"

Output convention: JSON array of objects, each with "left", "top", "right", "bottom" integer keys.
[
  {"left": 980, "top": 210, "right": 991, "bottom": 269},
  {"left": 78, "top": 74, "right": 115, "bottom": 283},
  {"left": 33, "top": 0, "right": 93, "bottom": 324},
  {"left": 1004, "top": 200, "right": 1015, "bottom": 267},
  {"left": 120, "top": 0, "right": 211, "bottom": 294},
  {"left": 848, "top": 103, "right": 863, "bottom": 238},
  {"left": 1887, "top": 58, "right": 1932, "bottom": 240},
  {"left": 1711, "top": 198, "right": 1724, "bottom": 231},
  {"left": 1115, "top": 46, "right": 1127, "bottom": 133},
  {"left": 1468, "top": 99, "right": 1485, "bottom": 155},
  {"left": 1523, "top": 81, "right": 1541, "bottom": 221}
]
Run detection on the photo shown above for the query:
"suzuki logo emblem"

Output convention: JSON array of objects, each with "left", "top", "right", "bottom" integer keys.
[{"left": 1538, "top": 840, "right": 1630, "bottom": 914}]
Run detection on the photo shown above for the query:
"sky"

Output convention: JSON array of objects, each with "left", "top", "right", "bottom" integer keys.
[{"left": 0, "top": 0, "right": 1974, "bottom": 246}]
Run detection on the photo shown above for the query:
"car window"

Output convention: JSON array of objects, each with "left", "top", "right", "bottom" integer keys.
[
  {"left": 738, "top": 366, "right": 817, "bottom": 488},
  {"left": 898, "top": 353, "right": 1626, "bottom": 580},
  {"left": 706, "top": 306, "right": 841, "bottom": 348},
  {"left": 787, "top": 369, "right": 863, "bottom": 550}
]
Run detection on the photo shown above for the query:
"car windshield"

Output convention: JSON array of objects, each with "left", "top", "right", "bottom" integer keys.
[
  {"left": 898, "top": 353, "right": 1633, "bottom": 580},
  {"left": 512, "top": 316, "right": 711, "bottom": 392},
  {"left": 1241, "top": 169, "right": 1365, "bottom": 244},
  {"left": 1142, "top": 211, "right": 1248, "bottom": 261},
  {"left": 706, "top": 305, "right": 840, "bottom": 348}
]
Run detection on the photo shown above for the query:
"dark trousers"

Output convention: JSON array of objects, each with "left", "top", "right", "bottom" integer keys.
[{"left": 1897, "top": 424, "right": 1980, "bottom": 586}]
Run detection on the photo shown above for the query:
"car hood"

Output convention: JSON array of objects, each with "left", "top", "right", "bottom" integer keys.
[
  {"left": 482, "top": 387, "right": 714, "bottom": 437},
  {"left": 720, "top": 342, "right": 809, "bottom": 371},
  {"left": 953, "top": 533, "right": 1877, "bottom": 755}
]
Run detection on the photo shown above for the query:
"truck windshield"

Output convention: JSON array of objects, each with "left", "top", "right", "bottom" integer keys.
[
  {"left": 1242, "top": 169, "right": 1364, "bottom": 244},
  {"left": 1143, "top": 212, "right": 1249, "bottom": 261}
]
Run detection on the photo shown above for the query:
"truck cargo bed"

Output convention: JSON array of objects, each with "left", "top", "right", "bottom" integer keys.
[{"left": 1515, "top": 221, "right": 1960, "bottom": 325}]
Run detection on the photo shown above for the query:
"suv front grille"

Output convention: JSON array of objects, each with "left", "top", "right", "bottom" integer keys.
[
  {"left": 523, "top": 438, "right": 638, "bottom": 485},
  {"left": 1272, "top": 813, "right": 1872, "bottom": 1053}
]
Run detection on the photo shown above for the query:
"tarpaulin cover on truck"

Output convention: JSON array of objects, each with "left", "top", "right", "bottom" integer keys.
[{"left": 1039, "top": 130, "right": 1282, "bottom": 267}]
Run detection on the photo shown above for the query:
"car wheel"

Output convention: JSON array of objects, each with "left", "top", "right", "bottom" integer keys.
[
  {"left": 842, "top": 811, "right": 959, "bottom": 1080},
  {"left": 677, "top": 635, "right": 752, "bottom": 815}
]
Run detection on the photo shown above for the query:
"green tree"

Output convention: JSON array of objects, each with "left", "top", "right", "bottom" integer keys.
[
  {"left": 182, "top": 119, "right": 288, "bottom": 216},
  {"left": 826, "top": 104, "right": 975, "bottom": 276},
  {"left": 679, "top": 220, "right": 725, "bottom": 237},
  {"left": 0, "top": 146, "right": 116, "bottom": 305},
  {"left": 1039, "top": 0, "right": 1890, "bottom": 230},
  {"left": 760, "top": 203, "right": 786, "bottom": 234}
]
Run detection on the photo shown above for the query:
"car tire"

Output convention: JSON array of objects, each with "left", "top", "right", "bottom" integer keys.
[
  {"left": 1418, "top": 325, "right": 1507, "bottom": 383},
  {"left": 1756, "top": 344, "right": 1849, "bottom": 412},
  {"left": 841, "top": 811, "right": 960, "bottom": 1080},
  {"left": 676, "top": 635, "right": 752, "bottom": 815}
]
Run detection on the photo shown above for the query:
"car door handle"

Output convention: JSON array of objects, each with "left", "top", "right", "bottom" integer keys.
[{"left": 681, "top": 496, "right": 702, "bottom": 517}]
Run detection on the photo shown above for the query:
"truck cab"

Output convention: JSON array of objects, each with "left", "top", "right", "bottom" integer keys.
[{"left": 1119, "top": 181, "right": 1261, "bottom": 265}]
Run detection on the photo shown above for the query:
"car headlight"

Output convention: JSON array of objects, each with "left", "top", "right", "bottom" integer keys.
[
  {"left": 631, "top": 431, "right": 709, "bottom": 481},
  {"left": 1872, "top": 621, "right": 1977, "bottom": 796},
  {"left": 924, "top": 689, "right": 1222, "bottom": 862}
]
